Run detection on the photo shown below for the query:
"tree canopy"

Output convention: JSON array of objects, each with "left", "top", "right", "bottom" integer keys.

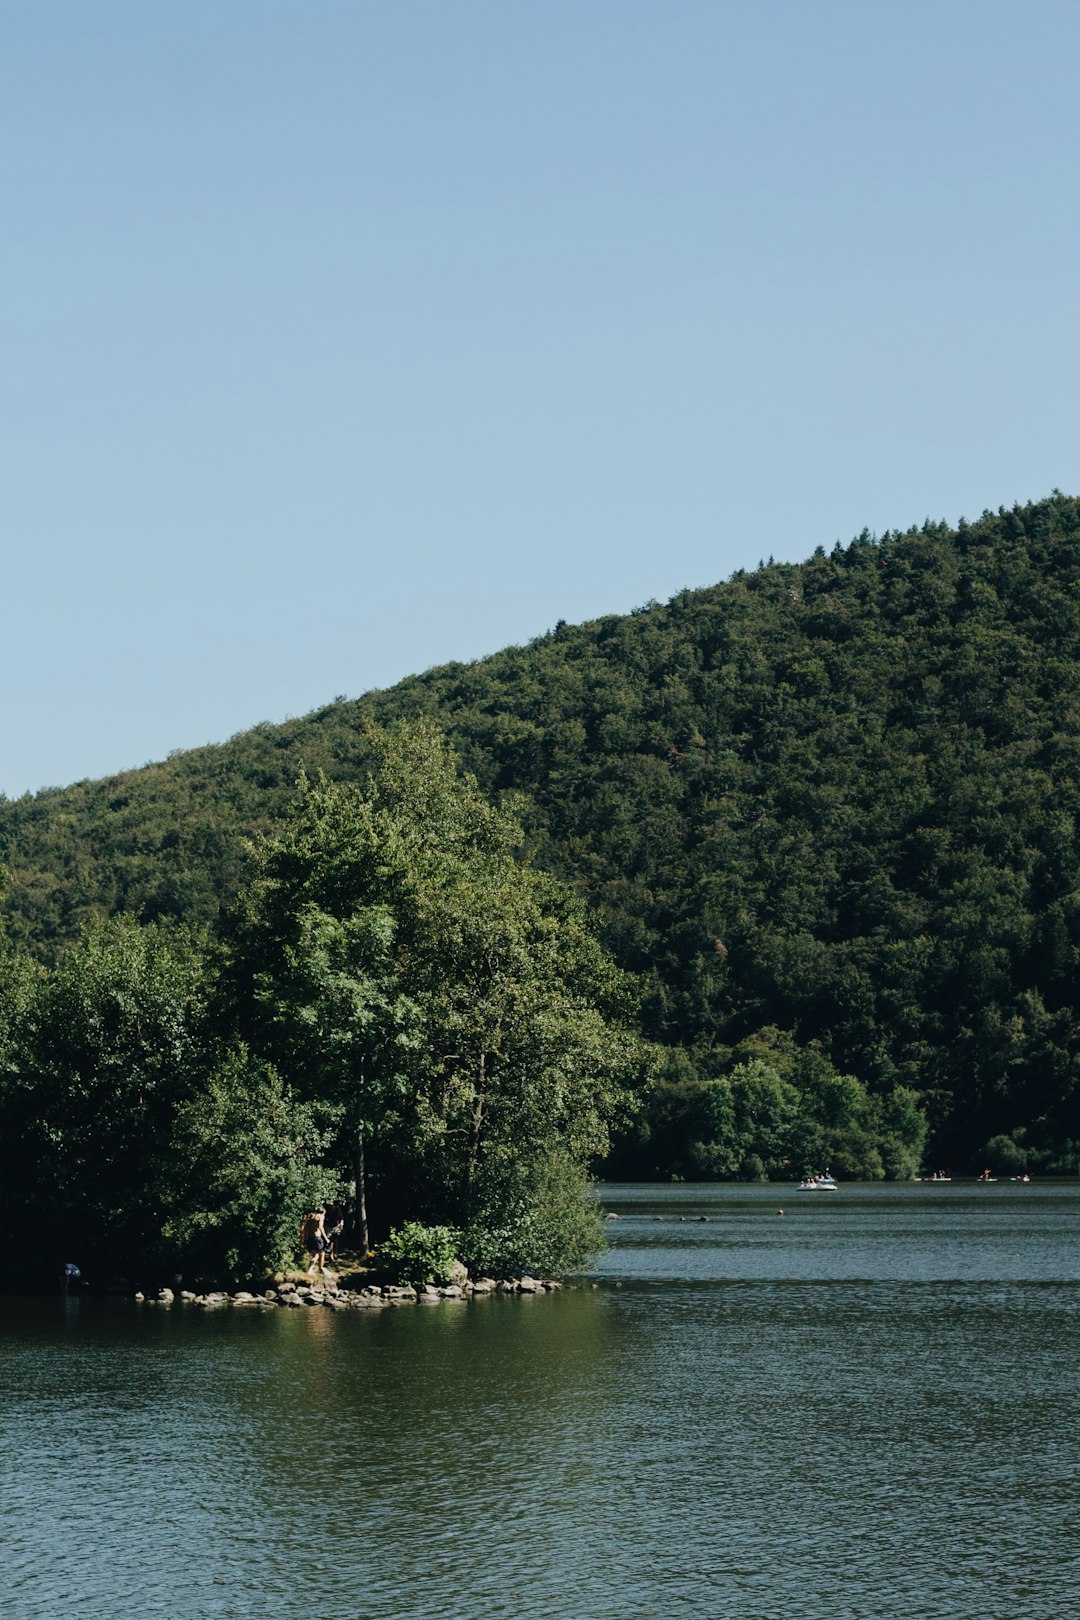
[
  {"left": 4, "top": 493, "right": 1080, "bottom": 1172},
  {"left": 0, "top": 726, "right": 647, "bottom": 1282}
]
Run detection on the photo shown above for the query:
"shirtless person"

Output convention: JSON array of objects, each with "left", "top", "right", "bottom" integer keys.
[{"left": 300, "top": 1206, "right": 328, "bottom": 1275}]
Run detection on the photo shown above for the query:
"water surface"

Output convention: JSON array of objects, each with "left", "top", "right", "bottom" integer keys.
[{"left": 3, "top": 1181, "right": 1077, "bottom": 1618}]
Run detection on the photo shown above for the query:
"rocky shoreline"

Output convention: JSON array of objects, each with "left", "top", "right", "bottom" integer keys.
[{"left": 135, "top": 1274, "right": 567, "bottom": 1310}]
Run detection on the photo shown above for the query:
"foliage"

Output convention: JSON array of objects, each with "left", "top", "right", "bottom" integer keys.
[
  {"left": 378, "top": 1221, "right": 462, "bottom": 1286},
  {"left": 609, "top": 1045, "right": 927, "bottom": 1180},
  {"left": 460, "top": 1148, "right": 607, "bottom": 1276},
  {"left": 5, "top": 494, "right": 1080, "bottom": 1171},
  {"left": 162, "top": 1046, "right": 338, "bottom": 1283},
  {"left": 0, "top": 915, "right": 210, "bottom": 1277},
  {"left": 224, "top": 725, "right": 649, "bottom": 1247},
  {"left": 0, "top": 728, "right": 644, "bottom": 1282}
]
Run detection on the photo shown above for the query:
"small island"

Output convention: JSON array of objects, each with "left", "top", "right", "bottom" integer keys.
[{"left": 0, "top": 723, "right": 648, "bottom": 1293}]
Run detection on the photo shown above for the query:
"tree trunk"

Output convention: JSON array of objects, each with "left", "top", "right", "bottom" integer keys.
[
  {"left": 467, "top": 1052, "right": 487, "bottom": 1189},
  {"left": 354, "top": 1123, "right": 370, "bottom": 1253}
]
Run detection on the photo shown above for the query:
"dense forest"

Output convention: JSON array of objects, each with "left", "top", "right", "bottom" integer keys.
[{"left": 4, "top": 492, "right": 1080, "bottom": 1187}]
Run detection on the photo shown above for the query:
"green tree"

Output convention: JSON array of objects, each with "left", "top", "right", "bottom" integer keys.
[
  {"left": 0, "top": 916, "right": 209, "bottom": 1278},
  {"left": 227, "top": 723, "right": 649, "bottom": 1270},
  {"left": 163, "top": 1045, "right": 337, "bottom": 1282},
  {"left": 225, "top": 768, "right": 424, "bottom": 1248}
]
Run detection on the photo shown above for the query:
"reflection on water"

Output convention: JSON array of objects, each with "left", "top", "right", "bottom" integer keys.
[{"left": 2, "top": 1183, "right": 1078, "bottom": 1619}]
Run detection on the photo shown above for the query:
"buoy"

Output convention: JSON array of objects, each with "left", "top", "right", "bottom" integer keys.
[{"left": 777, "top": 1208, "right": 784, "bottom": 1216}]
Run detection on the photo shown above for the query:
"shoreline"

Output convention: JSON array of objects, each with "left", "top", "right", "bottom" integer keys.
[{"left": 134, "top": 1274, "right": 568, "bottom": 1310}]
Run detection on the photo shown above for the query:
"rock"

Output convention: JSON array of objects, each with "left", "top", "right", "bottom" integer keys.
[
  {"left": 134, "top": 1291, "right": 145, "bottom": 1302},
  {"left": 278, "top": 1281, "right": 296, "bottom": 1294},
  {"left": 233, "top": 1291, "right": 257, "bottom": 1303},
  {"left": 263, "top": 1290, "right": 277, "bottom": 1301},
  {"left": 156, "top": 1287, "right": 175, "bottom": 1303},
  {"left": 180, "top": 1291, "right": 198, "bottom": 1302},
  {"left": 446, "top": 1259, "right": 469, "bottom": 1288},
  {"left": 471, "top": 1278, "right": 496, "bottom": 1294},
  {"left": 518, "top": 1276, "right": 542, "bottom": 1293},
  {"left": 438, "top": 1285, "right": 464, "bottom": 1299},
  {"left": 496, "top": 1279, "right": 517, "bottom": 1293}
]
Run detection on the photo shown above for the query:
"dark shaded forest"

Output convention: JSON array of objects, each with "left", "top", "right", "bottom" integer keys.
[{"left": 4, "top": 492, "right": 1080, "bottom": 1174}]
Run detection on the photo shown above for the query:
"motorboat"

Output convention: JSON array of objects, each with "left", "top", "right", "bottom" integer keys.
[{"left": 796, "top": 1172, "right": 838, "bottom": 1191}]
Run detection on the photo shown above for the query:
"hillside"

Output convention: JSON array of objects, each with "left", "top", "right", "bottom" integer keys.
[{"left": 4, "top": 492, "right": 1080, "bottom": 1166}]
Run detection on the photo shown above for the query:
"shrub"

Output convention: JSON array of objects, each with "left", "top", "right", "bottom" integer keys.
[
  {"left": 982, "top": 1133, "right": 1029, "bottom": 1175},
  {"left": 461, "top": 1150, "right": 606, "bottom": 1276},
  {"left": 379, "top": 1221, "right": 461, "bottom": 1285}
]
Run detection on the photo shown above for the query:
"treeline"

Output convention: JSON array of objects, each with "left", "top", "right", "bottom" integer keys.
[
  {"left": 0, "top": 727, "right": 929, "bottom": 1287},
  {"left": 4, "top": 494, "right": 1080, "bottom": 1172}
]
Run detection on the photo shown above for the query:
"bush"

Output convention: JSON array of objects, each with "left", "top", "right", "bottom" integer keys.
[
  {"left": 379, "top": 1221, "right": 462, "bottom": 1285},
  {"left": 461, "top": 1150, "right": 606, "bottom": 1276},
  {"left": 982, "top": 1133, "right": 1029, "bottom": 1175}
]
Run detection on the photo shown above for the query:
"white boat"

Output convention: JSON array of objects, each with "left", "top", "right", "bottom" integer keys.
[{"left": 796, "top": 1172, "right": 838, "bottom": 1191}]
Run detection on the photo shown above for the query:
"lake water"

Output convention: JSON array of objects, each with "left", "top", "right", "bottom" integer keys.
[{"left": 3, "top": 1181, "right": 1078, "bottom": 1619}]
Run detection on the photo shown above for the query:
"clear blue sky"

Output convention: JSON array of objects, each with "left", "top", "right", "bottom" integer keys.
[{"left": 3, "top": 0, "right": 1077, "bottom": 796}]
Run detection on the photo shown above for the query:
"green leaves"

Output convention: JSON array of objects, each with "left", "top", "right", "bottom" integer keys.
[
  {"left": 8, "top": 496, "right": 1080, "bottom": 1178},
  {"left": 226, "top": 722, "right": 649, "bottom": 1267},
  {"left": 163, "top": 1046, "right": 338, "bottom": 1283},
  {"left": 0, "top": 916, "right": 211, "bottom": 1275}
]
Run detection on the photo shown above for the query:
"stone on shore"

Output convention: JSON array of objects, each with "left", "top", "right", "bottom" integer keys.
[{"left": 133, "top": 1270, "right": 571, "bottom": 1311}]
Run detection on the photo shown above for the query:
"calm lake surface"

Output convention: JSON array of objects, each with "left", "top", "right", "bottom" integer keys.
[{"left": 3, "top": 1181, "right": 1079, "bottom": 1619}]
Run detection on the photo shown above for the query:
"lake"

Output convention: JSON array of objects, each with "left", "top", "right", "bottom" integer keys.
[{"left": 3, "top": 1181, "right": 1078, "bottom": 1618}]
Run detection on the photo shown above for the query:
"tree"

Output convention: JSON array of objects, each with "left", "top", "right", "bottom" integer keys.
[
  {"left": 224, "top": 770, "right": 423, "bottom": 1249},
  {"left": 226, "top": 722, "right": 649, "bottom": 1270},
  {"left": 162, "top": 1045, "right": 337, "bottom": 1282},
  {"left": 0, "top": 916, "right": 209, "bottom": 1278}
]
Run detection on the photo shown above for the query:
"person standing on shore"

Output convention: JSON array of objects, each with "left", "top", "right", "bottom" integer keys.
[
  {"left": 324, "top": 1204, "right": 344, "bottom": 1263},
  {"left": 301, "top": 1207, "right": 328, "bottom": 1275}
]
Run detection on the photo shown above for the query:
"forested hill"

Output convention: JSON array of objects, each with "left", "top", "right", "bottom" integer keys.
[{"left": 4, "top": 492, "right": 1080, "bottom": 1164}]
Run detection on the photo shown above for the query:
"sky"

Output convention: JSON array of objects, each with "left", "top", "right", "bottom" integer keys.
[{"left": 2, "top": 0, "right": 1078, "bottom": 797}]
